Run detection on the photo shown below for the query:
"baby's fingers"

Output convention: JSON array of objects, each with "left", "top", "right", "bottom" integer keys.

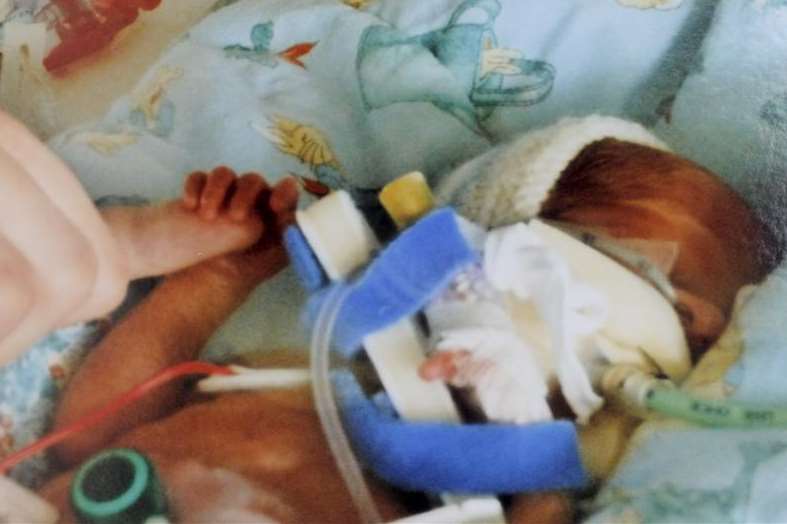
[
  {"left": 229, "top": 174, "right": 267, "bottom": 222},
  {"left": 270, "top": 177, "right": 299, "bottom": 213},
  {"left": 199, "top": 167, "right": 237, "bottom": 220},
  {"left": 182, "top": 171, "right": 207, "bottom": 210},
  {"left": 418, "top": 350, "right": 470, "bottom": 382},
  {"left": 270, "top": 177, "right": 299, "bottom": 229}
]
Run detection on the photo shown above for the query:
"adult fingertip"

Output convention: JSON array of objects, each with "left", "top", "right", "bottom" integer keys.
[{"left": 271, "top": 177, "right": 300, "bottom": 213}]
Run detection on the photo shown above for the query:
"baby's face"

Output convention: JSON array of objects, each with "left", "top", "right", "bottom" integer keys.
[
  {"left": 541, "top": 138, "right": 773, "bottom": 356},
  {"left": 560, "top": 201, "right": 752, "bottom": 355}
]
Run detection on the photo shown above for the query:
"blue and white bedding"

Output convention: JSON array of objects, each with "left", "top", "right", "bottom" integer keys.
[
  {"left": 2, "top": 0, "right": 787, "bottom": 519},
  {"left": 587, "top": 263, "right": 787, "bottom": 523}
]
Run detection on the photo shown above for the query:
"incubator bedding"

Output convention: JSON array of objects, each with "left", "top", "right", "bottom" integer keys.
[{"left": 3, "top": 0, "right": 787, "bottom": 520}]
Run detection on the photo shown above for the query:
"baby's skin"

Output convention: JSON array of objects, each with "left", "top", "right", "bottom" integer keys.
[{"left": 38, "top": 171, "right": 404, "bottom": 523}]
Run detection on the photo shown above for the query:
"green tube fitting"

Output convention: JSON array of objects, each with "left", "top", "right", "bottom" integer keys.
[
  {"left": 71, "top": 448, "right": 168, "bottom": 524},
  {"left": 646, "top": 386, "right": 787, "bottom": 428}
]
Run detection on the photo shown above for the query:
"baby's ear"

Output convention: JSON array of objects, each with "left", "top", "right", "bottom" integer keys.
[
  {"left": 616, "top": 238, "right": 680, "bottom": 276},
  {"left": 674, "top": 289, "right": 727, "bottom": 354}
]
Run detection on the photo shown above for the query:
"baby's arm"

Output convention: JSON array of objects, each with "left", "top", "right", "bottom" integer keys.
[{"left": 53, "top": 170, "right": 298, "bottom": 467}]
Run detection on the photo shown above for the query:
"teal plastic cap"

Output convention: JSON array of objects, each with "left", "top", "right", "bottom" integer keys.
[{"left": 71, "top": 448, "right": 168, "bottom": 524}]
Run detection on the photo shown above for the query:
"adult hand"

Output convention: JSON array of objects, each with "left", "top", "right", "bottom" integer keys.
[{"left": 0, "top": 111, "right": 129, "bottom": 365}]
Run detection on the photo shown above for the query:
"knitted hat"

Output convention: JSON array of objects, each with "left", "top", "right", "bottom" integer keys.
[{"left": 436, "top": 115, "right": 670, "bottom": 227}]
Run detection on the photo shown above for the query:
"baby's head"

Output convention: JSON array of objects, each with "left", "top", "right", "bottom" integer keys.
[{"left": 539, "top": 138, "right": 776, "bottom": 355}]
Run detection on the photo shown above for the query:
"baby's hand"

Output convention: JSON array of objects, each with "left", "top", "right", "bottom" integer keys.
[
  {"left": 181, "top": 166, "right": 298, "bottom": 234},
  {"left": 181, "top": 166, "right": 298, "bottom": 238},
  {"left": 420, "top": 342, "right": 553, "bottom": 425},
  {"left": 106, "top": 167, "right": 298, "bottom": 282},
  {"left": 471, "top": 360, "right": 553, "bottom": 424},
  {"left": 181, "top": 167, "right": 269, "bottom": 222},
  {"left": 179, "top": 167, "right": 299, "bottom": 285}
]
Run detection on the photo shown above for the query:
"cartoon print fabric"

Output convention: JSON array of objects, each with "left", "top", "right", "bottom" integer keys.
[
  {"left": 653, "top": 0, "right": 787, "bottom": 253},
  {"left": 356, "top": 0, "right": 555, "bottom": 137},
  {"left": 587, "top": 431, "right": 787, "bottom": 523},
  {"left": 0, "top": 323, "right": 104, "bottom": 486},
  {"left": 50, "top": 0, "right": 705, "bottom": 200},
  {"left": 224, "top": 22, "right": 316, "bottom": 68}
]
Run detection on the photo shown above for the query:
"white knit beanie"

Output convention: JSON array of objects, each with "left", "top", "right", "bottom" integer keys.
[{"left": 435, "top": 115, "right": 670, "bottom": 227}]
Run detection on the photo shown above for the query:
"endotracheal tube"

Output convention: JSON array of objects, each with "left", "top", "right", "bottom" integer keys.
[{"left": 601, "top": 364, "right": 787, "bottom": 429}]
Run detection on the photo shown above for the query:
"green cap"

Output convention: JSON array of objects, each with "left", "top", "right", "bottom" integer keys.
[{"left": 71, "top": 448, "right": 169, "bottom": 524}]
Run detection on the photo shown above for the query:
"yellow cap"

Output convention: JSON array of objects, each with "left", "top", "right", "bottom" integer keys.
[{"left": 379, "top": 172, "right": 436, "bottom": 230}]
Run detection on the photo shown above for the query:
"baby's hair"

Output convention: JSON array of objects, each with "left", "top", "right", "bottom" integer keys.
[{"left": 539, "top": 138, "right": 777, "bottom": 313}]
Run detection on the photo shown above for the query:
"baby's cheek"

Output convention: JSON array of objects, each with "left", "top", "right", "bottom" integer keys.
[{"left": 674, "top": 289, "right": 726, "bottom": 355}]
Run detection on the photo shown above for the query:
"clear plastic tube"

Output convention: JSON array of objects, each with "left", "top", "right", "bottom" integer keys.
[{"left": 310, "top": 284, "right": 382, "bottom": 524}]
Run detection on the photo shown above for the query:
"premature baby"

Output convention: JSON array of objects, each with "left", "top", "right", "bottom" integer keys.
[{"left": 35, "top": 117, "right": 776, "bottom": 523}]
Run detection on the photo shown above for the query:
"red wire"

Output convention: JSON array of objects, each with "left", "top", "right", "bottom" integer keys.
[{"left": 0, "top": 361, "right": 234, "bottom": 475}]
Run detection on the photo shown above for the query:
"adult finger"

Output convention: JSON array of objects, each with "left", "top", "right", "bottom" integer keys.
[
  {"left": 0, "top": 111, "right": 128, "bottom": 320},
  {"left": 0, "top": 233, "right": 35, "bottom": 353},
  {"left": 0, "top": 148, "right": 99, "bottom": 364}
]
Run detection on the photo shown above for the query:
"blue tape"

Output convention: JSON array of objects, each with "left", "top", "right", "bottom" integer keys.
[
  {"left": 305, "top": 208, "right": 477, "bottom": 356},
  {"left": 284, "top": 225, "right": 327, "bottom": 293},
  {"left": 333, "top": 371, "right": 588, "bottom": 494}
]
